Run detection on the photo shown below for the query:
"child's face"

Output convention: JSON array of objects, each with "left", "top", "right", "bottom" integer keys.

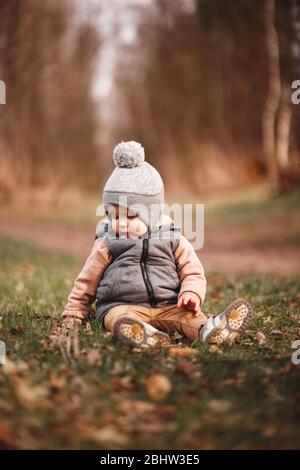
[{"left": 106, "top": 204, "right": 148, "bottom": 238}]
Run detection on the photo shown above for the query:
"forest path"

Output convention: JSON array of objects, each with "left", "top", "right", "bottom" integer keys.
[{"left": 0, "top": 210, "right": 299, "bottom": 275}]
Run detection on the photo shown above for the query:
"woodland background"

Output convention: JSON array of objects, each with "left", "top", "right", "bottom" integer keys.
[{"left": 0, "top": 0, "right": 300, "bottom": 201}]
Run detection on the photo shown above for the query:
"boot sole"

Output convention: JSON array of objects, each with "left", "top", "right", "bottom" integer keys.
[
  {"left": 114, "top": 316, "right": 170, "bottom": 349},
  {"left": 206, "top": 298, "right": 254, "bottom": 344}
]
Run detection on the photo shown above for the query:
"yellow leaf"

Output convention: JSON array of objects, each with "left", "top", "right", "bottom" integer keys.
[
  {"left": 169, "top": 347, "right": 198, "bottom": 357},
  {"left": 146, "top": 374, "right": 172, "bottom": 400}
]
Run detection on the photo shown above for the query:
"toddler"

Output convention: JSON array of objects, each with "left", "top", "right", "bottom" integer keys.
[{"left": 61, "top": 141, "right": 253, "bottom": 348}]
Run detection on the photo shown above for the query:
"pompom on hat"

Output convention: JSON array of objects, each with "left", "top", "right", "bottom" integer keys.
[
  {"left": 103, "top": 141, "right": 164, "bottom": 229},
  {"left": 112, "top": 140, "right": 145, "bottom": 167}
]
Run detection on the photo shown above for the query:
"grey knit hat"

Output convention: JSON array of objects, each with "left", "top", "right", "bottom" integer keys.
[{"left": 103, "top": 141, "right": 164, "bottom": 229}]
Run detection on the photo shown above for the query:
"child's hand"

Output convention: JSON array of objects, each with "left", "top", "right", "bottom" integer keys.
[{"left": 177, "top": 293, "right": 201, "bottom": 316}]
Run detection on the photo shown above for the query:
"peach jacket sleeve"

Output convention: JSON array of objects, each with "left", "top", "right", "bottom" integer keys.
[
  {"left": 61, "top": 237, "right": 112, "bottom": 321},
  {"left": 174, "top": 235, "right": 207, "bottom": 306}
]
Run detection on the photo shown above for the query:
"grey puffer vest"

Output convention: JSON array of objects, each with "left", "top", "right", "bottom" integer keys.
[{"left": 95, "top": 223, "right": 181, "bottom": 321}]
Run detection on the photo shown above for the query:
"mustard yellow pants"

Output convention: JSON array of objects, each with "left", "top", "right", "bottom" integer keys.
[{"left": 104, "top": 304, "right": 208, "bottom": 342}]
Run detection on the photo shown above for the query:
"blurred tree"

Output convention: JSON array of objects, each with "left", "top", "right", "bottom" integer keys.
[
  {"left": 263, "top": 0, "right": 300, "bottom": 193},
  {"left": 1, "top": 0, "right": 299, "bottom": 200},
  {"left": 0, "top": 0, "right": 102, "bottom": 201},
  {"left": 110, "top": 0, "right": 300, "bottom": 196},
  {"left": 263, "top": 0, "right": 282, "bottom": 189}
]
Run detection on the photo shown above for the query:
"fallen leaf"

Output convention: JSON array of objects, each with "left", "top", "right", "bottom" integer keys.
[
  {"left": 0, "top": 420, "right": 16, "bottom": 447},
  {"left": 102, "top": 331, "right": 113, "bottom": 339},
  {"left": 77, "top": 424, "right": 129, "bottom": 448},
  {"left": 169, "top": 347, "right": 198, "bottom": 357},
  {"left": 84, "top": 322, "right": 93, "bottom": 335},
  {"left": 256, "top": 310, "right": 264, "bottom": 317},
  {"left": 208, "top": 399, "right": 230, "bottom": 413},
  {"left": 86, "top": 348, "right": 102, "bottom": 366},
  {"left": 262, "top": 426, "right": 279, "bottom": 437},
  {"left": 146, "top": 374, "right": 172, "bottom": 400},
  {"left": 2, "top": 358, "right": 17, "bottom": 375},
  {"left": 113, "top": 376, "right": 136, "bottom": 391},
  {"left": 50, "top": 372, "right": 67, "bottom": 391},
  {"left": 12, "top": 378, "right": 49, "bottom": 409},
  {"left": 209, "top": 345, "right": 223, "bottom": 354},
  {"left": 175, "top": 359, "right": 202, "bottom": 378},
  {"left": 119, "top": 400, "right": 156, "bottom": 415},
  {"left": 0, "top": 399, "right": 13, "bottom": 413},
  {"left": 255, "top": 331, "right": 266, "bottom": 345}
]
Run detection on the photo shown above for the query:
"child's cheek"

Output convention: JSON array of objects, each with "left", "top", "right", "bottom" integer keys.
[{"left": 128, "top": 219, "right": 147, "bottom": 237}]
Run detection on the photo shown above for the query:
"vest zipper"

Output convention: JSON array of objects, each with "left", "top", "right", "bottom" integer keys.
[{"left": 140, "top": 238, "right": 157, "bottom": 307}]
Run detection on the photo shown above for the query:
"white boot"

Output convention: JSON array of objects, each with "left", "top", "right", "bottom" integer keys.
[{"left": 199, "top": 298, "right": 253, "bottom": 344}]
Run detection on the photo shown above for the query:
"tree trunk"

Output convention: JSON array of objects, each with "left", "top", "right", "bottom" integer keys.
[
  {"left": 263, "top": 0, "right": 281, "bottom": 188},
  {"left": 276, "top": 100, "right": 292, "bottom": 170}
]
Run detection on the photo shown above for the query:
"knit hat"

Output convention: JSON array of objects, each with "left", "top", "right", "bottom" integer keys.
[{"left": 103, "top": 141, "right": 164, "bottom": 229}]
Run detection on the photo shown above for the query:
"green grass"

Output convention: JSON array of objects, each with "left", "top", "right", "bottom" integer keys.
[
  {"left": 203, "top": 187, "right": 300, "bottom": 226},
  {"left": 0, "top": 234, "right": 300, "bottom": 449}
]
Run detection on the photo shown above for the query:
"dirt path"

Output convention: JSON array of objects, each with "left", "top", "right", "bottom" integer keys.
[{"left": 0, "top": 212, "right": 299, "bottom": 275}]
